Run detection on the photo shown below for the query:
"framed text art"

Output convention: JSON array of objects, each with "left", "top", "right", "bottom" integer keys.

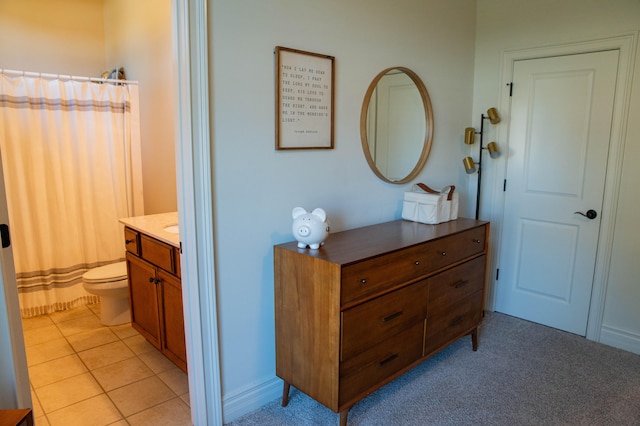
[{"left": 275, "top": 46, "right": 335, "bottom": 150}]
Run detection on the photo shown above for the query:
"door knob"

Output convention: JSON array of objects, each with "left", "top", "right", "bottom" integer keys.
[{"left": 574, "top": 209, "right": 597, "bottom": 219}]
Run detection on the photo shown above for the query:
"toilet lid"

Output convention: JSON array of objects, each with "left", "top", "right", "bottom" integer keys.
[{"left": 83, "top": 261, "right": 128, "bottom": 283}]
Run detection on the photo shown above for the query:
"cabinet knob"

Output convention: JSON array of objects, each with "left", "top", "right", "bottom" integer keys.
[
  {"left": 473, "top": 239, "right": 481, "bottom": 244},
  {"left": 414, "top": 260, "right": 420, "bottom": 266},
  {"left": 360, "top": 278, "right": 367, "bottom": 285},
  {"left": 126, "top": 239, "right": 134, "bottom": 244},
  {"left": 441, "top": 251, "right": 447, "bottom": 256},
  {"left": 148, "top": 277, "right": 154, "bottom": 283}
]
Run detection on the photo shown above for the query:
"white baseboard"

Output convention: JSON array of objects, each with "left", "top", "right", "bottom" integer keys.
[
  {"left": 599, "top": 325, "right": 640, "bottom": 355},
  {"left": 222, "top": 376, "right": 283, "bottom": 423}
]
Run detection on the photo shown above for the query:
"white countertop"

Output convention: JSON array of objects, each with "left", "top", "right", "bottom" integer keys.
[{"left": 119, "top": 212, "right": 179, "bottom": 247}]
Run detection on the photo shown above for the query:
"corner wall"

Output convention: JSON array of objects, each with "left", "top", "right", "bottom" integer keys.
[
  {"left": 209, "top": 0, "right": 477, "bottom": 420},
  {"left": 104, "top": 0, "right": 177, "bottom": 214}
]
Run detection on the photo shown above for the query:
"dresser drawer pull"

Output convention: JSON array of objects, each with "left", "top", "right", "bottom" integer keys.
[
  {"left": 473, "top": 239, "right": 482, "bottom": 244},
  {"left": 449, "top": 315, "right": 465, "bottom": 327},
  {"left": 125, "top": 239, "right": 135, "bottom": 244},
  {"left": 441, "top": 251, "right": 447, "bottom": 256},
  {"left": 382, "top": 311, "right": 403, "bottom": 323},
  {"left": 414, "top": 260, "right": 420, "bottom": 265},
  {"left": 360, "top": 278, "right": 367, "bottom": 285},
  {"left": 452, "top": 280, "right": 469, "bottom": 289},
  {"left": 379, "top": 353, "right": 399, "bottom": 367}
]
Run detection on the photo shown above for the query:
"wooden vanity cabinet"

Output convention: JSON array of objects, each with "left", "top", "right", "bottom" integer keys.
[
  {"left": 157, "top": 268, "right": 187, "bottom": 370},
  {"left": 125, "top": 227, "right": 187, "bottom": 372},
  {"left": 274, "top": 218, "right": 489, "bottom": 425},
  {"left": 126, "top": 254, "right": 161, "bottom": 348}
]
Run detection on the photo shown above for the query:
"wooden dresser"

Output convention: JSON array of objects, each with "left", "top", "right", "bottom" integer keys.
[{"left": 274, "top": 218, "right": 489, "bottom": 425}]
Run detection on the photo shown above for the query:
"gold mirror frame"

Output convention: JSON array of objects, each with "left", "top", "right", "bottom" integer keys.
[{"left": 360, "top": 67, "right": 434, "bottom": 184}]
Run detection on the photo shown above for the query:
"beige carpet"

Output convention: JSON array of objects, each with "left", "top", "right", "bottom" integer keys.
[{"left": 227, "top": 312, "right": 640, "bottom": 425}]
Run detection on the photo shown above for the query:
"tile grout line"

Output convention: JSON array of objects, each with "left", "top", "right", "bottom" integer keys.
[
  {"left": 59, "top": 305, "right": 187, "bottom": 424},
  {"left": 57, "top": 305, "right": 132, "bottom": 425},
  {"left": 29, "top": 305, "right": 133, "bottom": 425},
  {"left": 25, "top": 304, "right": 191, "bottom": 425},
  {"left": 27, "top": 308, "right": 101, "bottom": 425},
  {"left": 31, "top": 305, "right": 127, "bottom": 425},
  {"left": 26, "top": 310, "right": 73, "bottom": 425}
]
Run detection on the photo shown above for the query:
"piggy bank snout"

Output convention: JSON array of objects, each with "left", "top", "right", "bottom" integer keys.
[{"left": 296, "top": 225, "right": 311, "bottom": 237}]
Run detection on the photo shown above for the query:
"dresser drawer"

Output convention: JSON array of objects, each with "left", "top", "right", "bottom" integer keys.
[
  {"left": 420, "top": 226, "right": 486, "bottom": 274},
  {"left": 341, "top": 244, "right": 428, "bottom": 305},
  {"left": 340, "top": 226, "right": 486, "bottom": 305},
  {"left": 339, "top": 322, "right": 423, "bottom": 406},
  {"left": 428, "top": 255, "right": 485, "bottom": 312},
  {"left": 341, "top": 281, "right": 427, "bottom": 360},
  {"left": 124, "top": 228, "right": 140, "bottom": 255},
  {"left": 140, "top": 234, "right": 174, "bottom": 273},
  {"left": 424, "top": 291, "right": 483, "bottom": 355}
]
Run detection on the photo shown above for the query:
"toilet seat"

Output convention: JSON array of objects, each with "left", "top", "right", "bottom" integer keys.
[{"left": 83, "top": 261, "right": 127, "bottom": 284}]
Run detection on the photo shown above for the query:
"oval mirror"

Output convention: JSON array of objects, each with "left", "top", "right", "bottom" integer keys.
[{"left": 360, "top": 67, "right": 434, "bottom": 184}]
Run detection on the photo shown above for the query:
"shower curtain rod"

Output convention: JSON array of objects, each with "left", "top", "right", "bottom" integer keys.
[{"left": 0, "top": 68, "right": 138, "bottom": 85}]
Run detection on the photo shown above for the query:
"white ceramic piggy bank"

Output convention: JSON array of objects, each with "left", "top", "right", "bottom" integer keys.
[{"left": 291, "top": 207, "right": 330, "bottom": 249}]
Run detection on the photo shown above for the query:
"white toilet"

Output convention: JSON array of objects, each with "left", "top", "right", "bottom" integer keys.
[{"left": 82, "top": 261, "right": 131, "bottom": 326}]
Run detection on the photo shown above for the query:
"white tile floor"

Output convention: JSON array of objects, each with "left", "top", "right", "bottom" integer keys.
[{"left": 22, "top": 303, "right": 191, "bottom": 426}]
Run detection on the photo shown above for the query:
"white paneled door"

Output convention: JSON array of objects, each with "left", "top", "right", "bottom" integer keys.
[{"left": 495, "top": 50, "right": 619, "bottom": 335}]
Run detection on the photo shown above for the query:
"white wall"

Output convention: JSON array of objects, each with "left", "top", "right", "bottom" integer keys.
[
  {"left": 602, "top": 49, "right": 640, "bottom": 352},
  {"left": 104, "top": 0, "right": 177, "bottom": 214},
  {"left": 473, "top": 0, "right": 640, "bottom": 353},
  {"left": 0, "top": 0, "right": 106, "bottom": 76},
  {"left": 209, "top": 0, "right": 477, "bottom": 419}
]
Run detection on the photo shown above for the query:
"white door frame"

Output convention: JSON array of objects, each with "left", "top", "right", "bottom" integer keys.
[
  {"left": 486, "top": 33, "right": 638, "bottom": 342},
  {"left": 174, "top": 0, "right": 223, "bottom": 424},
  {"left": 0, "top": 156, "right": 31, "bottom": 407}
]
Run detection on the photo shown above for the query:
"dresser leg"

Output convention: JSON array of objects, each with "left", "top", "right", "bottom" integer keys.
[
  {"left": 471, "top": 327, "right": 478, "bottom": 351},
  {"left": 281, "top": 381, "right": 291, "bottom": 407},
  {"left": 339, "top": 409, "right": 349, "bottom": 426}
]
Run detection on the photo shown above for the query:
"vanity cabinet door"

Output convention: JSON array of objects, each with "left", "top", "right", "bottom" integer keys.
[
  {"left": 126, "top": 253, "right": 162, "bottom": 350},
  {"left": 158, "top": 269, "right": 187, "bottom": 371}
]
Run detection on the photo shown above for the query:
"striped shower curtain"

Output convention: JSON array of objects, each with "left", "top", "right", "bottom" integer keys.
[{"left": 0, "top": 73, "right": 144, "bottom": 317}]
